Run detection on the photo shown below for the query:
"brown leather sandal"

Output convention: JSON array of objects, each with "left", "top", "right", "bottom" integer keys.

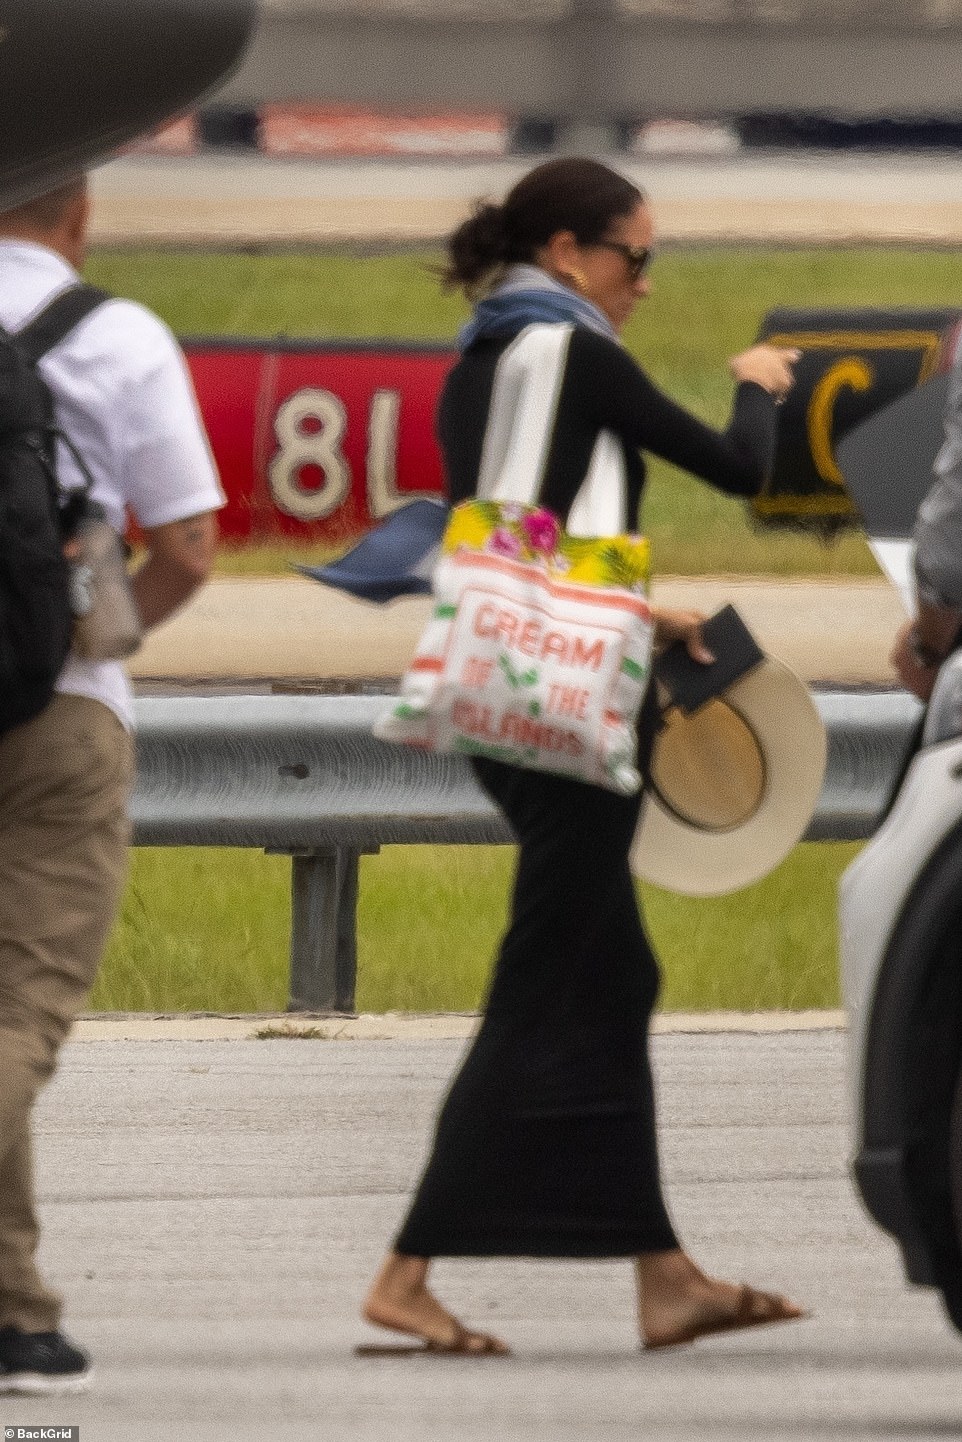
[
  {"left": 642, "top": 1284, "right": 807, "bottom": 1352},
  {"left": 355, "top": 1323, "right": 510, "bottom": 1357}
]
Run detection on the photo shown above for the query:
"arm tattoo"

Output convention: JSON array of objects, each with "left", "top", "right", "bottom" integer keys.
[{"left": 178, "top": 517, "right": 212, "bottom": 556}]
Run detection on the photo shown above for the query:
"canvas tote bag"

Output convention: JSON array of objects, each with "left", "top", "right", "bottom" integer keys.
[{"left": 375, "top": 323, "right": 654, "bottom": 793}]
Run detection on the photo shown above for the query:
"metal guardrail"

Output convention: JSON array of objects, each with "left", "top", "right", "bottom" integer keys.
[
  {"left": 805, "top": 688, "right": 922, "bottom": 841},
  {"left": 131, "top": 688, "right": 923, "bottom": 1013}
]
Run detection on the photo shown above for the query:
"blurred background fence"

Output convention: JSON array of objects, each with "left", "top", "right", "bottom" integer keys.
[{"left": 190, "top": 0, "right": 962, "bottom": 154}]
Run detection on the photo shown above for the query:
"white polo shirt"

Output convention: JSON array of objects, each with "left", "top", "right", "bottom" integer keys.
[{"left": 0, "top": 240, "right": 225, "bottom": 729}]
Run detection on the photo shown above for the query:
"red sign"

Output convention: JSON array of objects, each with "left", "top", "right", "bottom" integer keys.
[{"left": 183, "top": 338, "right": 456, "bottom": 542}]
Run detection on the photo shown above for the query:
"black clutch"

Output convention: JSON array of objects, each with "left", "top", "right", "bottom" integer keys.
[{"left": 654, "top": 605, "right": 765, "bottom": 715}]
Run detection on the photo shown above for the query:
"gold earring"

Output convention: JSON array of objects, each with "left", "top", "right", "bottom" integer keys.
[{"left": 564, "top": 269, "right": 589, "bottom": 295}]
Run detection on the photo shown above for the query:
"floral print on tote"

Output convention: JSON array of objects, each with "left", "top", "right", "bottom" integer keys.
[{"left": 442, "top": 501, "right": 650, "bottom": 594}]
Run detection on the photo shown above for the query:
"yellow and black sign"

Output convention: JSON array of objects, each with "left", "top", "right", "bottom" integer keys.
[{"left": 752, "top": 308, "right": 961, "bottom": 534}]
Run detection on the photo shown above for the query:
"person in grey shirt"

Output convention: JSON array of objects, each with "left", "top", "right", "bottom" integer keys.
[{"left": 892, "top": 326, "right": 962, "bottom": 700}]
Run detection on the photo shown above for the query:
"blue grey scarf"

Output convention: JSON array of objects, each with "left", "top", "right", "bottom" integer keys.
[{"left": 458, "top": 263, "right": 618, "bottom": 350}]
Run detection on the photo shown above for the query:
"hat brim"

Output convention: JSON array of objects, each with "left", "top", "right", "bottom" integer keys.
[{"left": 630, "top": 659, "right": 827, "bottom": 896}]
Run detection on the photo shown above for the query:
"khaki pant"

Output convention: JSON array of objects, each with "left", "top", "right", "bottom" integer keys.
[{"left": 0, "top": 694, "right": 133, "bottom": 1331}]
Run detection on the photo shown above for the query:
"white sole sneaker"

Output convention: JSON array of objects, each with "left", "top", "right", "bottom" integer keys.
[{"left": 0, "top": 1367, "right": 92, "bottom": 1394}]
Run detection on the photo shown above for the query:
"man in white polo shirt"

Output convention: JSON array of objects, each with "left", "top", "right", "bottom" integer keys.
[{"left": 0, "top": 175, "right": 224, "bottom": 1393}]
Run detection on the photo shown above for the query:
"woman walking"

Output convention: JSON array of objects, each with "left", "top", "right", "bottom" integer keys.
[{"left": 361, "top": 157, "right": 804, "bottom": 1355}]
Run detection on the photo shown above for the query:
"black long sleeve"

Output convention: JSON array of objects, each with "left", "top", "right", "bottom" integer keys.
[
  {"left": 563, "top": 327, "right": 777, "bottom": 499},
  {"left": 438, "top": 325, "right": 779, "bottom": 521}
]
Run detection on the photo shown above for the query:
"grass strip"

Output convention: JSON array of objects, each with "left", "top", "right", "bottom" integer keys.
[{"left": 93, "top": 841, "right": 856, "bottom": 1014}]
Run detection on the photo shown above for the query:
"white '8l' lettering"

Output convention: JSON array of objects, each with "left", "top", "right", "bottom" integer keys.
[
  {"left": 367, "top": 388, "right": 403, "bottom": 518},
  {"left": 268, "top": 387, "right": 350, "bottom": 521},
  {"left": 268, "top": 384, "right": 438, "bottom": 524},
  {"left": 367, "top": 387, "right": 438, "bottom": 516}
]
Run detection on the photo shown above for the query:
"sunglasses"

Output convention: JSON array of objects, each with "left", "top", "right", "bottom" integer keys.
[{"left": 594, "top": 241, "right": 654, "bottom": 281}]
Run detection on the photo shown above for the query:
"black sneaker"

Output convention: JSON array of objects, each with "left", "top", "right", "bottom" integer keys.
[{"left": 0, "top": 1325, "right": 92, "bottom": 1394}]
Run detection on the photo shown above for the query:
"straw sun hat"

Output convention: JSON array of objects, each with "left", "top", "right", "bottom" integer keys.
[{"left": 630, "top": 657, "right": 827, "bottom": 897}]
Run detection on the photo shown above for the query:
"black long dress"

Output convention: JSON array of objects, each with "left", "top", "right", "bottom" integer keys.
[{"left": 394, "top": 324, "right": 778, "bottom": 1258}]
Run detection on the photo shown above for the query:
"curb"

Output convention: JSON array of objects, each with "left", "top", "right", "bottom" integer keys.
[{"left": 70, "top": 1010, "right": 847, "bottom": 1042}]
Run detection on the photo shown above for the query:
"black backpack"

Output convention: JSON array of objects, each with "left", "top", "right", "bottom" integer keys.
[{"left": 0, "top": 283, "right": 109, "bottom": 737}]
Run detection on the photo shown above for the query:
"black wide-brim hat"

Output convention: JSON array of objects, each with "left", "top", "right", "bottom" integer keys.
[{"left": 0, "top": 0, "right": 256, "bottom": 211}]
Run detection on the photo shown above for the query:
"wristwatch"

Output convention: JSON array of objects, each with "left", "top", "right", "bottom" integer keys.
[{"left": 908, "top": 627, "right": 945, "bottom": 669}]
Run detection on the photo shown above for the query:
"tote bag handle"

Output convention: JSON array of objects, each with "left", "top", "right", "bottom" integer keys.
[{"left": 475, "top": 323, "right": 628, "bottom": 538}]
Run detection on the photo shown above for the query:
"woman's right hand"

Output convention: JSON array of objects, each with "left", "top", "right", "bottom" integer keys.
[
  {"left": 729, "top": 344, "right": 800, "bottom": 402},
  {"left": 652, "top": 608, "right": 714, "bottom": 664}
]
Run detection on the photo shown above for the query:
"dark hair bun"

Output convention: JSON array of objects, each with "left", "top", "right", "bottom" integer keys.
[
  {"left": 444, "top": 201, "right": 508, "bottom": 292},
  {"left": 443, "top": 158, "right": 644, "bottom": 298}
]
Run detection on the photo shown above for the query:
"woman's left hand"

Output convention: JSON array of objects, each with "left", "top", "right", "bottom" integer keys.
[
  {"left": 652, "top": 608, "right": 714, "bottom": 664},
  {"left": 729, "top": 344, "right": 800, "bottom": 402}
]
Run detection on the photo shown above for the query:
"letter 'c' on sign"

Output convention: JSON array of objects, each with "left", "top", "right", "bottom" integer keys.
[
  {"left": 807, "top": 357, "right": 874, "bottom": 488},
  {"left": 269, "top": 387, "right": 351, "bottom": 521}
]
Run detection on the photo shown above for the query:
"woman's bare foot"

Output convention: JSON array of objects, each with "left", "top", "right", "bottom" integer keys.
[
  {"left": 636, "top": 1249, "right": 805, "bottom": 1351},
  {"left": 359, "top": 1252, "right": 510, "bottom": 1355}
]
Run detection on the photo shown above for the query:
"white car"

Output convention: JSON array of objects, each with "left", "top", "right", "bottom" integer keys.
[{"left": 841, "top": 564, "right": 962, "bottom": 1329}]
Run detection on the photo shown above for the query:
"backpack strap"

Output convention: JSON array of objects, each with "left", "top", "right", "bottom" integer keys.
[{"left": 15, "top": 283, "right": 111, "bottom": 366}]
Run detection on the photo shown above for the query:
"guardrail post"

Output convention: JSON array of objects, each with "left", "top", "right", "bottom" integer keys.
[{"left": 284, "top": 847, "right": 373, "bottom": 1014}]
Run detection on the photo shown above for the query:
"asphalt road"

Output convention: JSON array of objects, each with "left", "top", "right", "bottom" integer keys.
[
  {"left": 4, "top": 1028, "right": 960, "bottom": 1441},
  {"left": 90, "top": 151, "right": 962, "bottom": 244}
]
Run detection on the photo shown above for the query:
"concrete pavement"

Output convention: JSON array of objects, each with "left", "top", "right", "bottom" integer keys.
[
  {"left": 3, "top": 1028, "right": 960, "bottom": 1441},
  {"left": 91, "top": 152, "right": 962, "bottom": 245},
  {"left": 130, "top": 574, "right": 907, "bottom": 688}
]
